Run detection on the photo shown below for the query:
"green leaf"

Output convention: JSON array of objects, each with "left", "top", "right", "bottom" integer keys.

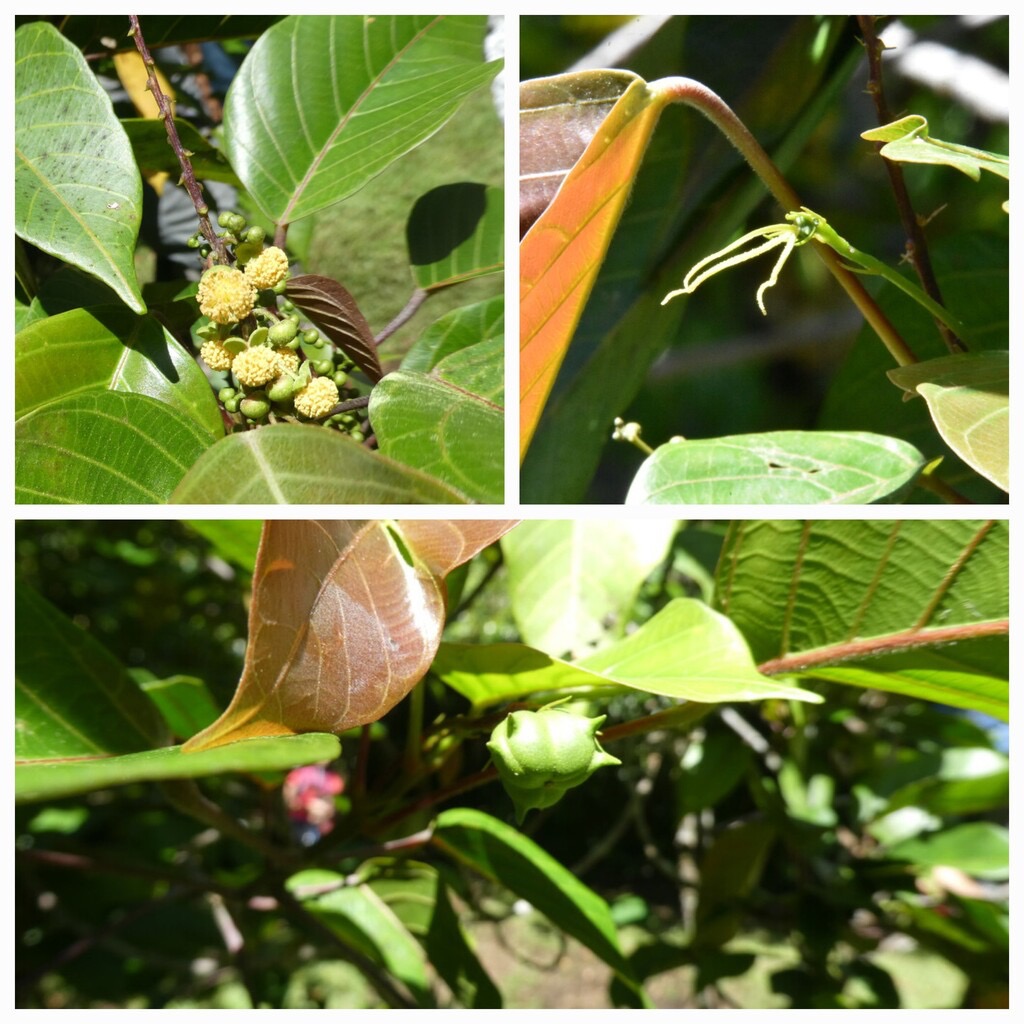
[
  {"left": 401, "top": 295, "right": 504, "bottom": 374},
  {"left": 715, "top": 520, "right": 1009, "bottom": 703},
  {"left": 134, "top": 673, "right": 222, "bottom": 739},
  {"left": 370, "top": 371, "right": 503, "bottom": 503},
  {"left": 16, "top": 733, "right": 341, "bottom": 804},
  {"left": 16, "top": 583, "right": 168, "bottom": 761},
  {"left": 16, "top": 391, "right": 216, "bottom": 504},
  {"left": 431, "top": 808, "right": 648, "bottom": 1006},
  {"left": 170, "top": 425, "right": 471, "bottom": 504},
  {"left": 185, "top": 520, "right": 264, "bottom": 573},
  {"left": 626, "top": 431, "right": 925, "bottom": 504},
  {"left": 361, "top": 862, "right": 501, "bottom": 1008},
  {"left": 809, "top": 666, "right": 1008, "bottom": 723},
  {"left": 694, "top": 820, "right": 777, "bottom": 948},
  {"left": 224, "top": 15, "right": 502, "bottom": 225},
  {"left": 861, "top": 115, "right": 1009, "bottom": 182},
  {"left": 501, "top": 519, "right": 677, "bottom": 657},
  {"left": 885, "top": 823, "right": 1009, "bottom": 881},
  {"left": 818, "top": 235, "right": 1007, "bottom": 502},
  {"left": 121, "top": 117, "right": 241, "bottom": 186},
  {"left": 888, "top": 351, "right": 1008, "bottom": 493},
  {"left": 431, "top": 599, "right": 822, "bottom": 708},
  {"left": 287, "top": 872, "right": 431, "bottom": 1005},
  {"left": 407, "top": 183, "right": 504, "bottom": 291},
  {"left": 577, "top": 599, "right": 822, "bottom": 703},
  {"left": 14, "top": 22, "right": 146, "bottom": 313},
  {"left": 15, "top": 305, "right": 224, "bottom": 437},
  {"left": 431, "top": 642, "right": 609, "bottom": 709}
]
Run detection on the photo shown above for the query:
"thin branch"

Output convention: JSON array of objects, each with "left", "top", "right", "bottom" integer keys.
[
  {"left": 757, "top": 618, "right": 1009, "bottom": 676},
  {"left": 857, "top": 15, "right": 965, "bottom": 353},
  {"left": 127, "top": 15, "right": 230, "bottom": 264},
  {"left": 376, "top": 288, "right": 429, "bottom": 345}
]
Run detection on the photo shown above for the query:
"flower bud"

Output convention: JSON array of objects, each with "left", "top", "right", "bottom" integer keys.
[{"left": 487, "top": 707, "right": 620, "bottom": 823}]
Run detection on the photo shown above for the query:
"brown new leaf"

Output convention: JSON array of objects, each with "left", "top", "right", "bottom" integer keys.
[
  {"left": 183, "top": 520, "right": 518, "bottom": 752},
  {"left": 286, "top": 274, "right": 384, "bottom": 383}
]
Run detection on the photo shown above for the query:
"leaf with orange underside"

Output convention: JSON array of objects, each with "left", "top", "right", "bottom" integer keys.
[
  {"left": 520, "top": 70, "right": 669, "bottom": 460},
  {"left": 182, "top": 519, "right": 518, "bottom": 752}
]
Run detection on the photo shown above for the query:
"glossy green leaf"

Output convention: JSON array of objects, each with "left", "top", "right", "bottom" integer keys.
[
  {"left": 15, "top": 305, "right": 223, "bottom": 436},
  {"left": 407, "top": 183, "right": 503, "bottom": 291},
  {"left": 577, "top": 599, "right": 822, "bottom": 703},
  {"left": 432, "top": 599, "right": 822, "bottom": 708},
  {"left": 16, "top": 391, "right": 215, "bottom": 504},
  {"left": 14, "top": 22, "right": 145, "bottom": 313},
  {"left": 861, "top": 115, "right": 1009, "bottom": 182},
  {"left": 431, "top": 642, "right": 610, "bottom": 708},
  {"left": 501, "top": 520, "right": 677, "bottom": 657},
  {"left": 431, "top": 808, "right": 648, "bottom": 1006},
  {"left": 370, "top": 371, "right": 503, "bottom": 503},
  {"left": 888, "top": 351, "right": 1008, "bottom": 493},
  {"left": 885, "top": 823, "right": 1009, "bottom": 881},
  {"left": 287, "top": 871, "right": 431, "bottom": 1004},
  {"left": 715, "top": 520, "right": 1009, "bottom": 703},
  {"left": 626, "top": 431, "right": 925, "bottom": 504},
  {"left": 223, "top": 15, "right": 501, "bottom": 225},
  {"left": 401, "top": 295, "right": 504, "bottom": 374},
  {"left": 170, "top": 425, "right": 471, "bottom": 504},
  {"left": 16, "top": 733, "right": 341, "bottom": 805},
  {"left": 16, "top": 583, "right": 168, "bottom": 761}
]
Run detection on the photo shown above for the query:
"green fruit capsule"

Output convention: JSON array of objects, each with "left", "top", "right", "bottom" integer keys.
[
  {"left": 268, "top": 319, "right": 299, "bottom": 345},
  {"left": 239, "top": 392, "right": 271, "bottom": 421},
  {"left": 487, "top": 707, "right": 620, "bottom": 823},
  {"left": 312, "top": 359, "right": 334, "bottom": 376},
  {"left": 302, "top": 328, "right": 320, "bottom": 345},
  {"left": 217, "top": 387, "right": 237, "bottom": 403}
]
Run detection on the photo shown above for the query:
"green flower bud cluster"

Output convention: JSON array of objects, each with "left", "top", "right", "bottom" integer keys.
[{"left": 487, "top": 706, "right": 621, "bottom": 823}]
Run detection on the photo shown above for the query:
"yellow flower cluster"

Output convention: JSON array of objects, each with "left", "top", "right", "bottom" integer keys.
[
  {"left": 197, "top": 265, "right": 257, "bottom": 325},
  {"left": 244, "top": 246, "right": 290, "bottom": 290},
  {"left": 199, "top": 338, "right": 235, "bottom": 372},
  {"left": 233, "top": 346, "right": 283, "bottom": 388},
  {"left": 294, "top": 377, "right": 340, "bottom": 419}
]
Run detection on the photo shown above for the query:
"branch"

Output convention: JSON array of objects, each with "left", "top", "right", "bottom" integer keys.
[
  {"left": 857, "top": 15, "right": 965, "bottom": 354},
  {"left": 127, "top": 15, "right": 230, "bottom": 264},
  {"left": 757, "top": 619, "right": 1009, "bottom": 676}
]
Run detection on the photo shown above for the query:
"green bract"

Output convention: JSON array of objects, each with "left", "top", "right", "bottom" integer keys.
[{"left": 487, "top": 707, "right": 620, "bottom": 823}]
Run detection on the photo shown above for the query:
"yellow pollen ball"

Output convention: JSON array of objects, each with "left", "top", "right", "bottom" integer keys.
[
  {"left": 197, "top": 265, "right": 257, "bottom": 325},
  {"left": 199, "top": 338, "right": 235, "bottom": 371},
  {"left": 233, "top": 346, "right": 282, "bottom": 388},
  {"left": 244, "top": 246, "right": 290, "bottom": 290},
  {"left": 295, "top": 377, "right": 340, "bottom": 419},
  {"left": 275, "top": 347, "right": 300, "bottom": 374}
]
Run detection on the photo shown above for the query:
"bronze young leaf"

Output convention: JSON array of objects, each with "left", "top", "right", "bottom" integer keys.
[{"left": 183, "top": 520, "right": 517, "bottom": 752}]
